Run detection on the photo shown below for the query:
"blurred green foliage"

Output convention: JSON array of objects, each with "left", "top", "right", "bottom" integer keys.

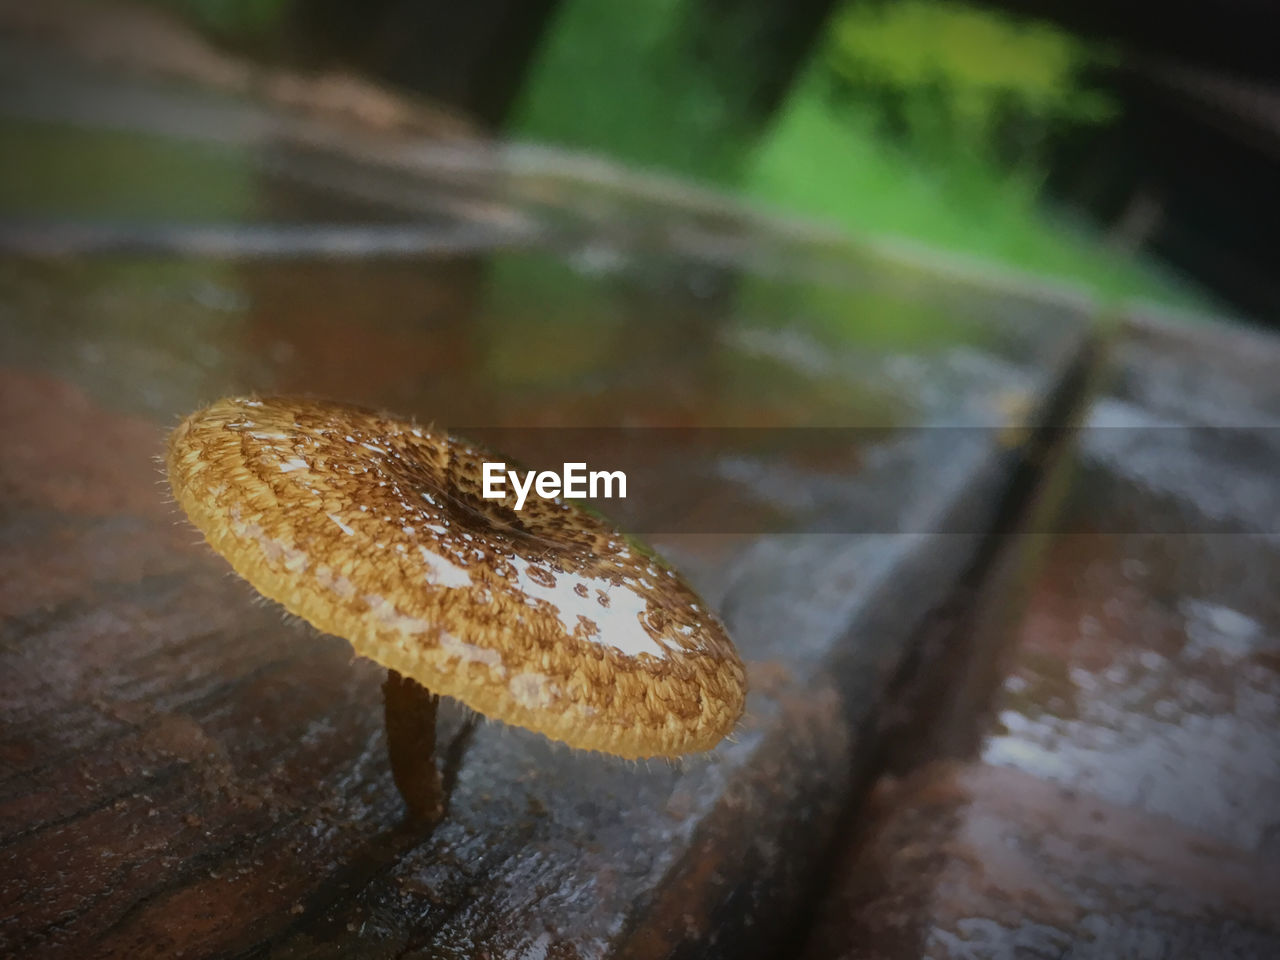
[
  {"left": 513, "top": 0, "right": 1205, "bottom": 310},
  {"left": 512, "top": 0, "right": 752, "bottom": 181},
  {"left": 745, "top": 72, "right": 1193, "bottom": 307},
  {"left": 825, "top": 0, "right": 1116, "bottom": 166},
  {"left": 139, "top": 0, "right": 1209, "bottom": 313}
]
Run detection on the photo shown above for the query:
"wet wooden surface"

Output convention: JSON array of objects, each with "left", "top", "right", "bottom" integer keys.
[
  {"left": 0, "top": 41, "right": 1094, "bottom": 960},
  {"left": 801, "top": 316, "right": 1280, "bottom": 960}
]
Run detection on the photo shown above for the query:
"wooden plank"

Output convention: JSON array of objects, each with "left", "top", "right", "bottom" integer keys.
[
  {"left": 0, "top": 55, "right": 1092, "bottom": 957},
  {"left": 800, "top": 316, "right": 1280, "bottom": 960},
  {"left": 0, "top": 275, "right": 1087, "bottom": 958}
]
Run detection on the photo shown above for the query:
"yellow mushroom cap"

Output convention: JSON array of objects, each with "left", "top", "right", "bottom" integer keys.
[{"left": 165, "top": 396, "right": 746, "bottom": 758}]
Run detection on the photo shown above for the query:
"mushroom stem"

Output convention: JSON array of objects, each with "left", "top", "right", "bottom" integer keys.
[{"left": 382, "top": 669, "right": 443, "bottom": 822}]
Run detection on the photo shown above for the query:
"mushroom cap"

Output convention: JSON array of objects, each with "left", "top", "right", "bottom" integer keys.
[{"left": 166, "top": 396, "right": 746, "bottom": 758}]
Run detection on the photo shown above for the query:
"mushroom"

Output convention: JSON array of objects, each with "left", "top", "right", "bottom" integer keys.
[{"left": 165, "top": 396, "right": 746, "bottom": 821}]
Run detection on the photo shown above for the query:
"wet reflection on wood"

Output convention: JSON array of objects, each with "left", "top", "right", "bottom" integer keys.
[{"left": 801, "top": 319, "right": 1280, "bottom": 960}]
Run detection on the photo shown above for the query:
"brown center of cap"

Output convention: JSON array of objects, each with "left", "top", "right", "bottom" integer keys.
[{"left": 166, "top": 396, "right": 746, "bottom": 758}]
